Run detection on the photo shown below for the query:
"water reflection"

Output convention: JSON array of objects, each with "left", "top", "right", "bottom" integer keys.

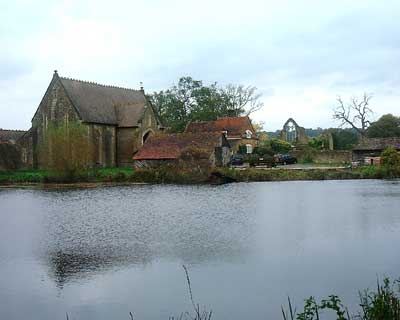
[
  {"left": 47, "top": 246, "right": 153, "bottom": 288},
  {"left": 41, "top": 185, "right": 255, "bottom": 286}
]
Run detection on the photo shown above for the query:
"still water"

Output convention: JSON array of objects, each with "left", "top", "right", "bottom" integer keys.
[{"left": 0, "top": 180, "right": 399, "bottom": 319}]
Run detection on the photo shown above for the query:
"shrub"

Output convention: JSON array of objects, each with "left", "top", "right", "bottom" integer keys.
[
  {"left": 40, "top": 122, "right": 95, "bottom": 182},
  {"left": 381, "top": 147, "right": 400, "bottom": 178},
  {"left": 270, "top": 139, "right": 292, "bottom": 154},
  {"left": 282, "top": 277, "right": 400, "bottom": 320},
  {"left": 238, "top": 145, "right": 247, "bottom": 154},
  {"left": 247, "top": 154, "right": 260, "bottom": 166},
  {"left": 254, "top": 145, "right": 274, "bottom": 156}
]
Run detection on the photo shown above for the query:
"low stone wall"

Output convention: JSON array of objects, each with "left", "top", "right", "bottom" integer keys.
[
  {"left": 0, "top": 143, "right": 23, "bottom": 170},
  {"left": 292, "top": 150, "right": 352, "bottom": 164}
]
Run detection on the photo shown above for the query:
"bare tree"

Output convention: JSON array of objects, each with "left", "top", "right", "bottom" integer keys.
[{"left": 333, "top": 93, "right": 373, "bottom": 137}]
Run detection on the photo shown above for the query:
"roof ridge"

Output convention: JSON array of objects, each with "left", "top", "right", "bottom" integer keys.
[
  {"left": 60, "top": 76, "right": 140, "bottom": 92},
  {"left": 0, "top": 129, "right": 27, "bottom": 132}
]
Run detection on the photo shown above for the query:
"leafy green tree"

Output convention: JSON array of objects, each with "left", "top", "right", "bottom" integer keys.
[
  {"left": 253, "top": 139, "right": 292, "bottom": 156},
  {"left": 367, "top": 114, "right": 400, "bottom": 138},
  {"left": 308, "top": 135, "right": 329, "bottom": 150},
  {"left": 253, "top": 144, "right": 273, "bottom": 156},
  {"left": 381, "top": 146, "right": 400, "bottom": 178},
  {"left": 149, "top": 77, "right": 264, "bottom": 132},
  {"left": 330, "top": 128, "right": 359, "bottom": 150},
  {"left": 270, "top": 139, "right": 292, "bottom": 154}
]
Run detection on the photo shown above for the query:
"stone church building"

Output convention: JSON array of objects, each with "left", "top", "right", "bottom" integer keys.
[{"left": 22, "top": 71, "right": 163, "bottom": 168}]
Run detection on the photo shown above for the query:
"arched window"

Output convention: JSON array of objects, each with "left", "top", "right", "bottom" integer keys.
[
  {"left": 245, "top": 130, "right": 252, "bottom": 139},
  {"left": 142, "top": 129, "right": 154, "bottom": 144}
]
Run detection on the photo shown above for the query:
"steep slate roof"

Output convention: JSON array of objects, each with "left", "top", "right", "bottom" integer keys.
[
  {"left": 0, "top": 129, "right": 27, "bottom": 143},
  {"left": 133, "top": 132, "right": 226, "bottom": 160},
  {"left": 185, "top": 116, "right": 256, "bottom": 138},
  {"left": 59, "top": 76, "right": 148, "bottom": 127},
  {"left": 353, "top": 137, "right": 400, "bottom": 151}
]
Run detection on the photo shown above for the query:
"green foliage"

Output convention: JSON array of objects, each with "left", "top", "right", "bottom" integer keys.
[
  {"left": 148, "top": 77, "right": 263, "bottom": 132},
  {"left": 331, "top": 128, "right": 359, "bottom": 150},
  {"left": 253, "top": 144, "right": 274, "bottom": 156},
  {"left": 359, "top": 165, "right": 384, "bottom": 179},
  {"left": 295, "top": 146, "right": 316, "bottom": 164},
  {"left": 41, "top": 121, "right": 95, "bottom": 182},
  {"left": 308, "top": 136, "right": 329, "bottom": 150},
  {"left": 282, "top": 295, "right": 348, "bottom": 320},
  {"left": 359, "top": 278, "right": 400, "bottom": 320},
  {"left": 301, "top": 156, "right": 314, "bottom": 164},
  {"left": 247, "top": 154, "right": 260, "bottom": 166},
  {"left": 0, "top": 143, "right": 22, "bottom": 169},
  {"left": 269, "top": 139, "right": 292, "bottom": 154},
  {"left": 0, "top": 170, "right": 47, "bottom": 184},
  {"left": 282, "top": 277, "right": 400, "bottom": 320},
  {"left": 380, "top": 147, "right": 400, "bottom": 178},
  {"left": 367, "top": 114, "right": 400, "bottom": 138},
  {"left": 238, "top": 145, "right": 248, "bottom": 155}
]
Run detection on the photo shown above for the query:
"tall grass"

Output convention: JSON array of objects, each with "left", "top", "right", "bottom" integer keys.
[
  {"left": 168, "top": 265, "right": 212, "bottom": 320},
  {"left": 282, "top": 278, "right": 400, "bottom": 320}
]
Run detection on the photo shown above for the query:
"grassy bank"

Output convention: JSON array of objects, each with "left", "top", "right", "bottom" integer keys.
[
  {"left": 0, "top": 167, "right": 211, "bottom": 185},
  {"left": 0, "top": 165, "right": 391, "bottom": 186}
]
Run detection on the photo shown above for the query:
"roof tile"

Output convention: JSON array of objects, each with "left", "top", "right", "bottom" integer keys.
[
  {"left": 60, "top": 77, "right": 147, "bottom": 127},
  {"left": 133, "top": 132, "right": 224, "bottom": 160},
  {"left": 185, "top": 116, "right": 256, "bottom": 138}
]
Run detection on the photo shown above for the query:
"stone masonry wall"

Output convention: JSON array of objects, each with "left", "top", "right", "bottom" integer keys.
[
  {"left": 31, "top": 77, "right": 81, "bottom": 169},
  {"left": 292, "top": 150, "right": 352, "bottom": 164},
  {"left": 117, "top": 105, "right": 160, "bottom": 167}
]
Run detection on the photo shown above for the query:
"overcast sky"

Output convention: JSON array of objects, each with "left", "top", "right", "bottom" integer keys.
[{"left": 1, "top": 0, "right": 399, "bottom": 131}]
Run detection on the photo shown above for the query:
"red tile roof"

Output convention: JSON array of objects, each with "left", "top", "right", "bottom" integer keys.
[
  {"left": 133, "top": 132, "right": 225, "bottom": 160},
  {"left": 185, "top": 116, "right": 256, "bottom": 138}
]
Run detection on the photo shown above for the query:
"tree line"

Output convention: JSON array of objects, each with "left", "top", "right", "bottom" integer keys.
[{"left": 148, "top": 77, "right": 264, "bottom": 133}]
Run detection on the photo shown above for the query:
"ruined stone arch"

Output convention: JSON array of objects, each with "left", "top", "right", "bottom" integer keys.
[
  {"left": 280, "top": 118, "right": 309, "bottom": 145},
  {"left": 142, "top": 128, "right": 155, "bottom": 144}
]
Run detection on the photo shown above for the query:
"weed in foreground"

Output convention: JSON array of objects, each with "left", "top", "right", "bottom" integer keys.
[{"left": 282, "top": 277, "right": 400, "bottom": 320}]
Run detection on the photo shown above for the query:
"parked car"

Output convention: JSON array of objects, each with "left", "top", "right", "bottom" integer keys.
[
  {"left": 230, "top": 154, "right": 244, "bottom": 166},
  {"left": 250, "top": 154, "right": 276, "bottom": 167},
  {"left": 274, "top": 154, "right": 297, "bottom": 165}
]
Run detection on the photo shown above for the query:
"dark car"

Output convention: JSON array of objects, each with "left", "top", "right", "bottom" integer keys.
[
  {"left": 250, "top": 154, "right": 276, "bottom": 167},
  {"left": 274, "top": 154, "right": 297, "bottom": 165},
  {"left": 230, "top": 154, "right": 244, "bottom": 166}
]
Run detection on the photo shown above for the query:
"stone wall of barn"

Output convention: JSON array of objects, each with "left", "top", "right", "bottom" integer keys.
[
  {"left": 88, "top": 124, "right": 116, "bottom": 168},
  {"left": 138, "top": 105, "right": 159, "bottom": 145},
  {"left": 30, "top": 77, "right": 81, "bottom": 169},
  {"left": 117, "top": 105, "right": 160, "bottom": 167},
  {"left": 117, "top": 128, "right": 140, "bottom": 167},
  {"left": 28, "top": 77, "right": 118, "bottom": 169}
]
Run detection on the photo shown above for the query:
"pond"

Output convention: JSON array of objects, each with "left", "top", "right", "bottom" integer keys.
[{"left": 0, "top": 180, "right": 399, "bottom": 319}]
